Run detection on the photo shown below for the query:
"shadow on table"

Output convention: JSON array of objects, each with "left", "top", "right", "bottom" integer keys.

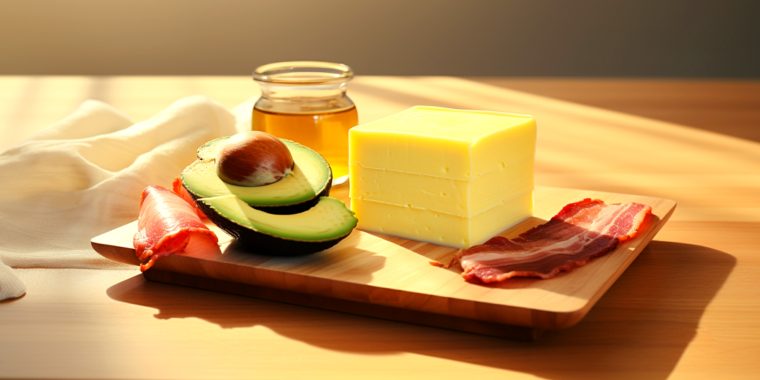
[{"left": 107, "top": 241, "right": 733, "bottom": 379}]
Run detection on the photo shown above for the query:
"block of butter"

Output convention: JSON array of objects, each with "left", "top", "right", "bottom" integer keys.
[{"left": 348, "top": 106, "right": 536, "bottom": 248}]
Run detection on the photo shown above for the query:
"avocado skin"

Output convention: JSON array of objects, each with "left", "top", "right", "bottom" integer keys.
[
  {"left": 182, "top": 176, "right": 332, "bottom": 215},
  {"left": 196, "top": 198, "right": 350, "bottom": 255}
]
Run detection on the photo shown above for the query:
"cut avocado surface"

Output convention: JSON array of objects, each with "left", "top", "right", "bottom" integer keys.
[
  {"left": 182, "top": 137, "right": 332, "bottom": 212},
  {"left": 199, "top": 195, "right": 358, "bottom": 254},
  {"left": 182, "top": 133, "right": 356, "bottom": 255}
]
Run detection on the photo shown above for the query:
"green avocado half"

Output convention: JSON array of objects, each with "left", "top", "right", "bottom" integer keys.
[
  {"left": 182, "top": 134, "right": 357, "bottom": 255},
  {"left": 181, "top": 136, "right": 332, "bottom": 214},
  {"left": 198, "top": 195, "right": 358, "bottom": 254}
]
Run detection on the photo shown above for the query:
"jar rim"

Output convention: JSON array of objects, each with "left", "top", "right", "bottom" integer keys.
[{"left": 253, "top": 61, "right": 353, "bottom": 85}]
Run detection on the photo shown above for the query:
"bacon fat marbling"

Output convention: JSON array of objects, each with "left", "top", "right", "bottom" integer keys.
[{"left": 457, "top": 199, "right": 652, "bottom": 284}]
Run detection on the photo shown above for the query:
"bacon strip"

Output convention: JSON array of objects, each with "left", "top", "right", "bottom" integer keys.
[
  {"left": 458, "top": 199, "right": 652, "bottom": 284},
  {"left": 133, "top": 185, "right": 220, "bottom": 271}
]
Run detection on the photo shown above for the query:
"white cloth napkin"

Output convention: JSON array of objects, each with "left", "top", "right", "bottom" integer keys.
[{"left": 0, "top": 96, "right": 239, "bottom": 300}]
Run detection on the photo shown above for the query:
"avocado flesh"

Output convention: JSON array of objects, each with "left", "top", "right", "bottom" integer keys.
[
  {"left": 199, "top": 195, "right": 358, "bottom": 254},
  {"left": 181, "top": 138, "right": 332, "bottom": 210}
]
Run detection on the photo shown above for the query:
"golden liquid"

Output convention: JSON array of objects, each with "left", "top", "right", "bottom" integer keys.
[{"left": 252, "top": 106, "right": 358, "bottom": 179}]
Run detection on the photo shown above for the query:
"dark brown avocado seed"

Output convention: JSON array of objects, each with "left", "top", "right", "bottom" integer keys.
[{"left": 216, "top": 131, "right": 295, "bottom": 187}]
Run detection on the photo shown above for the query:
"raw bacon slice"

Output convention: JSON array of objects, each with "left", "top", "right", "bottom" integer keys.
[
  {"left": 133, "top": 185, "right": 220, "bottom": 271},
  {"left": 457, "top": 199, "right": 652, "bottom": 284}
]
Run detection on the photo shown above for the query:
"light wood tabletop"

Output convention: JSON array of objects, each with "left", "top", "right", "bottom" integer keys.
[{"left": 1, "top": 76, "right": 758, "bottom": 379}]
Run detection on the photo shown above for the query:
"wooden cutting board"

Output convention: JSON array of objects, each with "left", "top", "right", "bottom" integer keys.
[{"left": 91, "top": 185, "right": 675, "bottom": 339}]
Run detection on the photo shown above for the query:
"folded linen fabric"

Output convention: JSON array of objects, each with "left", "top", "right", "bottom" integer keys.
[
  {"left": 0, "top": 96, "right": 238, "bottom": 300},
  {"left": 0, "top": 258, "right": 25, "bottom": 300}
]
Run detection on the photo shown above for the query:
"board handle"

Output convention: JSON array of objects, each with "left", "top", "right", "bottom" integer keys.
[{"left": 91, "top": 240, "right": 140, "bottom": 266}]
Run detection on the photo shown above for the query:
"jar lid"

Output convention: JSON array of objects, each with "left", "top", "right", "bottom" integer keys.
[{"left": 253, "top": 61, "right": 353, "bottom": 85}]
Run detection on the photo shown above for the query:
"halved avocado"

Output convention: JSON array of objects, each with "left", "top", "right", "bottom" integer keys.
[
  {"left": 199, "top": 195, "right": 358, "bottom": 254},
  {"left": 181, "top": 137, "right": 332, "bottom": 213}
]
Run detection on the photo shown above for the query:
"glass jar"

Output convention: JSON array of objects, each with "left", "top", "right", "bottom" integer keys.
[{"left": 252, "top": 61, "right": 358, "bottom": 183}]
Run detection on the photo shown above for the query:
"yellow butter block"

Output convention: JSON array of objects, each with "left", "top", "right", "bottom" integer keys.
[
  {"left": 349, "top": 106, "right": 535, "bottom": 180},
  {"left": 348, "top": 106, "right": 536, "bottom": 248}
]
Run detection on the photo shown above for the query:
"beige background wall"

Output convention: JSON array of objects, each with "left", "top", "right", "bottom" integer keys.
[{"left": 0, "top": 0, "right": 757, "bottom": 76}]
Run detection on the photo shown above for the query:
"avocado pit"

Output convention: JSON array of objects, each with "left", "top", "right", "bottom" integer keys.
[{"left": 217, "top": 131, "right": 295, "bottom": 187}]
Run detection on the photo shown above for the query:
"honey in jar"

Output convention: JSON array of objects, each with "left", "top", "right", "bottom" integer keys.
[{"left": 252, "top": 61, "right": 358, "bottom": 182}]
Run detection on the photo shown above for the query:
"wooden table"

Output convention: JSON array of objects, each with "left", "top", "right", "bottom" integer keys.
[{"left": 1, "top": 76, "right": 758, "bottom": 379}]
